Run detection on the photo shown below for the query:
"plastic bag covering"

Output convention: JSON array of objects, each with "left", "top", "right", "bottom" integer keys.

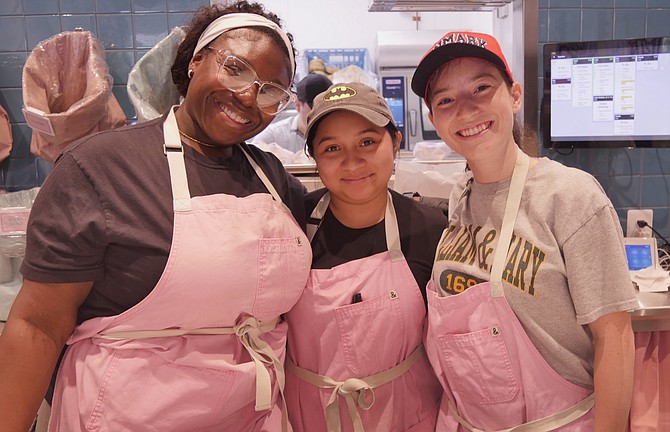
[
  {"left": 392, "top": 160, "right": 466, "bottom": 199},
  {"left": 127, "top": 26, "right": 186, "bottom": 122},
  {"left": 0, "top": 104, "right": 11, "bottom": 162},
  {"left": 22, "top": 31, "right": 127, "bottom": 162},
  {"left": 413, "top": 140, "right": 454, "bottom": 161},
  {"left": 330, "top": 65, "right": 379, "bottom": 89},
  {"left": 0, "top": 187, "right": 40, "bottom": 320}
]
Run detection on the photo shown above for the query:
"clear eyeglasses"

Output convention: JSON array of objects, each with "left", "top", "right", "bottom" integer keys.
[{"left": 207, "top": 47, "right": 295, "bottom": 115}]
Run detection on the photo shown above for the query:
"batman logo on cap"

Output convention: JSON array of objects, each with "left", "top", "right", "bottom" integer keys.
[{"left": 324, "top": 86, "right": 356, "bottom": 102}]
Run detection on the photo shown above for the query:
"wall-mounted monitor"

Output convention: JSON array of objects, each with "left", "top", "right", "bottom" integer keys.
[{"left": 542, "top": 37, "right": 670, "bottom": 149}]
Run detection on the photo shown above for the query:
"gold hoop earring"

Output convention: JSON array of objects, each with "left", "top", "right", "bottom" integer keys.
[{"left": 187, "top": 69, "right": 194, "bottom": 79}]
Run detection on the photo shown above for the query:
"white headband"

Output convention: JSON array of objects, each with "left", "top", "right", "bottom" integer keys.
[{"left": 192, "top": 13, "right": 295, "bottom": 78}]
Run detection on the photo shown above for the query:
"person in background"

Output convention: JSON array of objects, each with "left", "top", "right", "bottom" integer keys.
[
  {"left": 412, "top": 31, "right": 637, "bottom": 431},
  {"left": 251, "top": 73, "right": 332, "bottom": 153},
  {"left": 284, "top": 82, "right": 446, "bottom": 431},
  {"left": 0, "top": 2, "right": 311, "bottom": 431}
]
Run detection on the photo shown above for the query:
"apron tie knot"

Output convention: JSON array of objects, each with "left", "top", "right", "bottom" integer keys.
[
  {"left": 287, "top": 344, "right": 427, "bottom": 432},
  {"left": 335, "top": 378, "right": 375, "bottom": 409},
  {"left": 325, "top": 377, "right": 375, "bottom": 432},
  {"left": 235, "top": 317, "right": 274, "bottom": 364},
  {"left": 233, "top": 317, "right": 284, "bottom": 413}
]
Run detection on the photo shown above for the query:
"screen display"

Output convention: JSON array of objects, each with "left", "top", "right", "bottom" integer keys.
[
  {"left": 542, "top": 37, "right": 670, "bottom": 148},
  {"left": 381, "top": 76, "right": 406, "bottom": 148},
  {"left": 625, "top": 244, "right": 654, "bottom": 271}
]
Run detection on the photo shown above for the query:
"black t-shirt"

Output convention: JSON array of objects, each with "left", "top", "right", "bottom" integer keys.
[
  {"left": 21, "top": 114, "right": 307, "bottom": 324},
  {"left": 306, "top": 188, "right": 448, "bottom": 302}
]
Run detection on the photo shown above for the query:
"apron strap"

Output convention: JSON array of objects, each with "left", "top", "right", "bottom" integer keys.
[
  {"left": 434, "top": 228, "right": 451, "bottom": 297},
  {"left": 489, "top": 149, "right": 530, "bottom": 297},
  {"left": 93, "top": 316, "right": 277, "bottom": 340},
  {"left": 384, "top": 192, "right": 404, "bottom": 262},
  {"left": 239, "top": 145, "right": 285, "bottom": 205},
  {"left": 306, "top": 191, "right": 331, "bottom": 242},
  {"left": 286, "top": 344, "right": 425, "bottom": 432},
  {"left": 95, "top": 317, "right": 289, "bottom": 430},
  {"left": 445, "top": 392, "right": 594, "bottom": 432},
  {"left": 163, "top": 106, "right": 192, "bottom": 211},
  {"left": 307, "top": 191, "right": 404, "bottom": 262}
]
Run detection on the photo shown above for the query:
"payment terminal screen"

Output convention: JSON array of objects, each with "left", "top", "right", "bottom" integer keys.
[
  {"left": 381, "top": 76, "right": 405, "bottom": 148},
  {"left": 625, "top": 244, "right": 653, "bottom": 270}
]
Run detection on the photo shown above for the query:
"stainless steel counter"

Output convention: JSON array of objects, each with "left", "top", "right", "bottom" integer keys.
[{"left": 631, "top": 290, "right": 670, "bottom": 332}]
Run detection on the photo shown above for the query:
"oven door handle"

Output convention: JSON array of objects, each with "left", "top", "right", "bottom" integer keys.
[{"left": 408, "top": 108, "right": 417, "bottom": 138}]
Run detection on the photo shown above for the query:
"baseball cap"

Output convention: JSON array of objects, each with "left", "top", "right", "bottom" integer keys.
[
  {"left": 411, "top": 31, "right": 513, "bottom": 100},
  {"left": 305, "top": 82, "right": 395, "bottom": 146},
  {"left": 296, "top": 73, "right": 333, "bottom": 106}
]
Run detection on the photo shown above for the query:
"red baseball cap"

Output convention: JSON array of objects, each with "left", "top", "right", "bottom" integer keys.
[{"left": 411, "top": 31, "right": 513, "bottom": 100}]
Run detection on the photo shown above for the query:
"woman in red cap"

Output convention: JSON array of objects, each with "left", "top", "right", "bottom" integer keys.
[
  {"left": 283, "top": 82, "right": 446, "bottom": 431},
  {"left": 412, "top": 32, "right": 636, "bottom": 431}
]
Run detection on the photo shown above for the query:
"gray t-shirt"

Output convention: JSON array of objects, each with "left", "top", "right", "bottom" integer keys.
[{"left": 432, "top": 157, "right": 638, "bottom": 388}]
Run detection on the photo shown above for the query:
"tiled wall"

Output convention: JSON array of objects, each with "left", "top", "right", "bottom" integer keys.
[
  {"left": 538, "top": 0, "right": 670, "bottom": 238},
  {"left": 1, "top": 0, "right": 670, "bottom": 237},
  {"left": 0, "top": 0, "right": 209, "bottom": 191}
]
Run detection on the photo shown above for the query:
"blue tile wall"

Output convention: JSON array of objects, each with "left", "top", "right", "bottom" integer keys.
[
  {"left": 133, "top": 0, "right": 166, "bottom": 13},
  {"left": 614, "top": 0, "right": 644, "bottom": 7},
  {"left": 539, "top": 0, "right": 670, "bottom": 237},
  {"left": 548, "top": 9, "right": 582, "bottom": 41},
  {"left": 59, "top": 0, "right": 95, "bottom": 14},
  {"left": 581, "top": 9, "right": 614, "bottom": 41},
  {"left": 646, "top": 9, "right": 670, "bottom": 38},
  {"left": 60, "top": 14, "right": 98, "bottom": 34},
  {"left": 0, "top": 18, "right": 27, "bottom": 52},
  {"left": 0, "top": 0, "right": 22, "bottom": 15},
  {"left": 25, "top": 15, "right": 63, "bottom": 50},
  {"left": 0, "top": 0, "right": 209, "bottom": 191},
  {"left": 613, "top": 9, "right": 646, "bottom": 39},
  {"left": 132, "top": 14, "right": 168, "bottom": 48}
]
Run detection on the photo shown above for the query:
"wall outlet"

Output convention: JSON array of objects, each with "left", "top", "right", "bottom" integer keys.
[{"left": 627, "top": 209, "right": 653, "bottom": 238}]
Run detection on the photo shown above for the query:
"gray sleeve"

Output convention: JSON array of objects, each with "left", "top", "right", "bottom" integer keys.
[{"left": 563, "top": 204, "right": 638, "bottom": 325}]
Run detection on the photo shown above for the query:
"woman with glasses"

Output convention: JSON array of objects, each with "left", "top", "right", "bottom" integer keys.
[
  {"left": 283, "top": 82, "right": 446, "bottom": 431},
  {"left": 0, "top": 2, "right": 310, "bottom": 431}
]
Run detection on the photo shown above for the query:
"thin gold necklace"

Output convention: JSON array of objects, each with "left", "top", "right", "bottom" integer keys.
[{"left": 178, "top": 129, "right": 217, "bottom": 148}]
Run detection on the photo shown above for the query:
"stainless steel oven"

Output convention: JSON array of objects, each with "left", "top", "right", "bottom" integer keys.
[{"left": 379, "top": 66, "right": 439, "bottom": 151}]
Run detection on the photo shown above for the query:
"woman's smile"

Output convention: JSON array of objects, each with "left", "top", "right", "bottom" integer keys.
[
  {"left": 213, "top": 98, "right": 252, "bottom": 127},
  {"left": 341, "top": 173, "right": 375, "bottom": 184},
  {"left": 458, "top": 121, "right": 492, "bottom": 137}
]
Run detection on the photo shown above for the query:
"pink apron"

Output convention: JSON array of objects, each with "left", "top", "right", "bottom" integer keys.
[
  {"left": 48, "top": 107, "right": 311, "bottom": 432},
  {"left": 284, "top": 192, "right": 442, "bottom": 432},
  {"left": 426, "top": 150, "right": 595, "bottom": 431},
  {"left": 629, "top": 330, "right": 670, "bottom": 431}
]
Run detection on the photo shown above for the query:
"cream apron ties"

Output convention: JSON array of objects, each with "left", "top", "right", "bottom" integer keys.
[
  {"left": 284, "top": 192, "right": 441, "bottom": 432},
  {"left": 426, "top": 149, "right": 594, "bottom": 432},
  {"left": 48, "top": 107, "right": 311, "bottom": 432}
]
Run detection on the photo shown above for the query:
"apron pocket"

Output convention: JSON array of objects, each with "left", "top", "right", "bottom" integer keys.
[
  {"left": 255, "top": 236, "right": 309, "bottom": 318},
  {"left": 438, "top": 325, "right": 519, "bottom": 405},
  {"left": 334, "top": 292, "right": 406, "bottom": 376},
  {"left": 85, "top": 349, "right": 236, "bottom": 431}
]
